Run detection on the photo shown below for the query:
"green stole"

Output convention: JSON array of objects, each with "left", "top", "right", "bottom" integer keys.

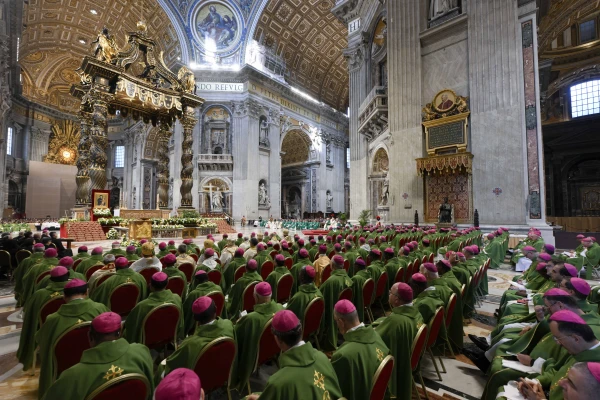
[{"left": 122, "top": 290, "right": 184, "bottom": 343}]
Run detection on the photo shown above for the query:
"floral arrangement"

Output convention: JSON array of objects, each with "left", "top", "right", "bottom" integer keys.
[
  {"left": 120, "top": 238, "right": 159, "bottom": 247},
  {"left": 93, "top": 208, "right": 112, "bottom": 217},
  {"left": 97, "top": 217, "right": 130, "bottom": 226},
  {"left": 150, "top": 217, "right": 205, "bottom": 226},
  {"left": 106, "top": 228, "right": 119, "bottom": 240},
  {"left": 0, "top": 223, "right": 32, "bottom": 232},
  {"left": 198, "top": 221, "right": 217, "bottom": 228},
  {"left": 58, "top": 218, "right": 78, "bottom": 224},
  {"left": 153, "top": 224, "right": 185, "bottom": 229}
]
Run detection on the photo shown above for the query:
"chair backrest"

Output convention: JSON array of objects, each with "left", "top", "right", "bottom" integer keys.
[
  {"left": 426, "top": 306, "right": 446, "bottom": 349},
  {"left": 362, "top": 279, "right": 375, "bottom": 307},
  {"left": 445, "top": 293, "right": 457, "bottom": 330},
  {"left": 254, "top": 319, "right": 280, "bottom": 370},
  {"left": 85, "top": 264, "right": 103, "bottom": 280},
  {"left": 328, "top": 251, "right": 336, "bottom": 259},
  {"left": 73, "top": 258, "right": 83, "bottom": 272},
  {"left": 178, "top": 262, "right": 195, "bottom": 281},
  {"left": 95, "top": 273, "right": 114, "bottom": 288},
  {"left": 207, "top": 269, "right": 222, "bottom": 285},
  {"left": 206, "top": 291, "right": 225, "bottom": 317},
  {"left": 127, "top": 260, "right": 135, "bottom": 267},
  {"left": 40, "top": 296, "right": 66, "bottom": 326},
  {"left": 142, "top": 303, "right": 180, "bottom": 350},
  {"left": 169, "top": 249, "right": 178, "bottom": 254},
  {"left": 85, "top": 373, "right": 151, "bottom": 400},
  {"left": 428, "top": 253, "right": 435, "bottom": 263},
  {"left": 394, "top": 267, "right": 405, "bottom": 284},
  {"left": 338, "top": 287, "right": 353, "bottom": 302},
  {"left": 16, "top": 249, "right": 31, "bottom": 265},
  {"left": 370, "top": 355, "right": 395, "bottom": 400},
  {"left": 234, "top": 265, "right": 247, "bottom": 282},
  {"left": 410, "top": 324, "right": 429, "bottom": 371},
  {"left": 193, "top": 337, "right": 236, "bottom": 395},
  {"left": 460, "top": 283, "right": 466, "bottom": 298},
  {"left": 260, "top": 261, "right": 274, "bottom": 280},
  {"left": 53, "top": 322, "right": 92, "bottom": 379},
  {"left": 413, "top": 258, "right": 421, "bottom": 270},
  {"left": 166, "top": 276, "right": 186, "bottom": 297},
  {"left": 302, "top": 297, "right": 325, "bottom": 341},
  {"left": 321, "top": 265, "right": 332, "bottom": 283},
  {"left": 269, "top": 250, "right": 279, "bottom": 259},
  {"left": 343, "top": 259, "right": 350, "bottom": 272},
  {"left": 284, "top": 257, "right": 293, "bottom": 270},
  {"left": 242, "top": 281, "right": 259, "bottom": 313},
  {"left": 375, "top": 271, "right": 388, "bottom": 299},
  {"left": 276, "top": 274, "right": 294, "bottom": 303},
  {"left": 139, "top": 268, "right": 156, "bottom": 286},
  {"left": 288, "top": 248, "right": 294, "bottom": 256},
  {"left": 36, "top": 269, "right": 52, "bottom": 284},
  {"left": 0, "top": 250, "right": 12, "bottom": 268},
  {"left": 109, "top": 283, "right": 140, "bottom": 317},
  {"left": 190, "top": 253, "right": 199, "bottom": 262},
  {"left": 406, "top": 262, "right": 414, "bottom": 278}
]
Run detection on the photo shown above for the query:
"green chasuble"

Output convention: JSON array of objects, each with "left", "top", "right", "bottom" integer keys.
[
  {"left": 253, "top": 342, "right": 342, "bottom": 400},
  {"left": 158, "top": 318, "right": 235, "bottom": 381},
  {"left": 286, "top": 283, "right": 323, "bottom": 322},
  {"left": 374, "top": 305, "right": 424, "bottom": 399},
  {"left": 318, "top": 269, "right": 353, "bottom": 351},
  {"left": 428, "top": 278, "right": 464, "bottom": 350},
  {"left": 485, "top": 240, "right": 505, "bottom": 269},
  {"left": 14, "top": 253, "right": 43, "bottom": 307},
  {"left": 35, "top": 298, "right": 109, "bottom": 399},
  {"left": 42, "top": 338, "right": 155, "bottom": 400},
  {"left": 583, "top": 243, "right": 600, "bottom": 279},
  {"left": 289, "top": 259, "right": 310, "bottom": 296},
  {"left": 17, "top": 280, "right": 68, "bottom": 371},
  {"left": 232, "top": 301, "right": 283, "bottom": 391},
  {"left": 77, "top": 255, "right": 103, "bottom": 275},
  {"left": 122, "top": 289, "right": 185, "bottom": 343},
  {"left": 162, "top": 266, "right": 188, "bottom": 299},
  {"left": 125, "top": 253, "right": 140, "bottom": 262},
  {"left": 104, "top": 249, "right": 127, "bottom": 258},
  {"left": 366, "top": 260, "right": 384, "bottom": 284},
  {"left": 253, "top": 250, "right": 273, "bottom": 273},
  {"left": 72, "top": 252, "right": 90, "bottom": 261},
  {"left": 21, "top": 257, "right": 60, "bottom": 307},
  {"left": 331, "top": 325, "right": 390, "bottom": 400},
  {"left": 156, "top": 249, "right": 169, "bottom": 259},
  {"left": 222, "top": 255, "right": 245, "bottom": 294},
  {"left": 183, "top": 281, "right": 223, "bottom": 334},
  {"left": 89, "top": 268, "right": 148, "bottom": 308},
  {"left": 344, "top": 250, "right": 358, "bottom": 277},
  {"left": 36, "top": 268, "right": 86, "bottom": 292},
  {"left": 226, "top": 271, "right": 263, "bottom": 319},
  {"left": 265, "top": 266, "right": 291, "bottom": 301},
  {"left": 350, "top": 270, "right": 371, "bottom": 322}
]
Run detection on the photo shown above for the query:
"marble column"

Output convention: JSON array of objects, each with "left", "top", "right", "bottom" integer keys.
[
  {"left": 179, "top": 109, "right": 197, "bottom": 208},
  {"left": 387, "top": 0, "right": 424, "bottom": 221},
  {"left": 267, "top": 107, "right": 282, "bottom": 217},
  {"left": 157, "top": 121, "right": 171, "bottom": 209},
  {"left": 75, "top": 112, "right": 93, "bottom": 205}
]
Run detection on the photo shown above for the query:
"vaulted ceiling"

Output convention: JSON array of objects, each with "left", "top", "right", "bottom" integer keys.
[
  {"left": 253, "top": 0, "right": 349, "bottom": 111},
  {"left": 538, "top": 0, "right": 599, "bottom": 52},
  {"left": 19, "top": 0, "right": 182, "bottom": 114}
]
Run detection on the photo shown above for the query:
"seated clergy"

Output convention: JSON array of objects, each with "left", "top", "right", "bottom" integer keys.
[
  {"left": 226, "top": 259, "right": 263, "bottom": 318},
  {"left": 123, "top": 272, "right": 184, "bottom": 344},
  {"left": 125, "top": 245, "right": 140, "bottom": 261},
  {"left": 155, "top": 368, "right": 204, "bottom": 400},
  {"left": 90, "top": 256, "right": 147, "bottom": 307},
  {"left": 246, "top": 310, "right": 342, "bottom": 400},
  {"left": 176, "top": 244, "right": 196, "bottom": 267},
  {"left": 36, "top": 279, "right": 108, "bottom": 398},
  {"left": 131, "top": 242, "right": 162, "bottom": 273},
  {"left": 265, "top": 254, "right": 292, "bottom": 301},
  {"left": 319, "top": 255, "right": 353, "bottom": 351},
  {"left": 104, "top": 241, "right": 126, "bottom": 258},
  {"left": 184, "top": 270, "right": 223, "bottom": 334},
  {"left": 42, "top": 312, "right": 155, "bottom": 400},
  {"left": 35, "top": 256, "right": 85, "bottom": 292},
  {"left": 286, "top": 266, "right": 322, "bottom": 322},
  {"left": 331, "top": 300, "right": 390, "bottom": 400},
  {"left": 87, "top": 254, "right": 116, "bottom": 292},
  {"left": 20, "top": 248, "right": 60, "bottom": 307},
  {"left": 77, "top": 247, "right": 104, "bottom": 277}
]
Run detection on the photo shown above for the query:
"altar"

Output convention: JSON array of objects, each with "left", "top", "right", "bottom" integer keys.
[{"left": 120, "top": 209, "right": 165, "bottom": 240}]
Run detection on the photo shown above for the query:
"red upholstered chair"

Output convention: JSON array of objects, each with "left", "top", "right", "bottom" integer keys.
[
  {"left": 190, "top": 253, "right": 199, "bottom": 262},
  {"left": 374, "top": 271, "right": 388, "bottom": 311},
  {"left": 16, "top": 249, "right": 31, "bottom": 266},
  {"left": 394, "top": 267, "right": 405, "bottom": 284},
  {"left": 141, "top": 304, "right": 180, "bottom": 351},
  {"left": 177, "top": 262, "right": 194, "bottom": 282},
  {"left": 260, "top": 261, "right": 274, "bottom": 280},
  {"left": 362, "top": 279, "right": 375, "bottom": 323},
  {"left": 36, "top": 270, "right": 52, "bottom": 285},
  {"left": 288, "top": 248, "right": 294, "bottom": 256},
  {"left": 406, "top": 262, "right": 414, "bottom": 279},
  {"left": 422, "top": 306, "right": 446, "bottom": 382},
  {"left": 338, "top": 287, "right": 353, "bottom": 302},
  {"left": 439, "top": 293, "right": 458, "bottom": 364},
  {"left": 85, "top": 373, "right": 151, "bottom": 400},
  {"left": 411, "top": 325, "right": 429, "bottom": 400},
  {"left": 53, "top": 322, "right": 92, "bottom": 380},
  {"left": 127, "top": 261, "right": 135, "bottom": 267},
  {"left": 194, "top": 247, "right": 201, "bottom": 256},
  {"left": 242, "top": 281, "right": 259, "bottom": 313},
  {"left": 207, "top": 269, "right": 222, "bottom": 285},
  {"left": 206, "top": 291, "right": 225, "bottom": 318},
  {"left": 370, "top": 355, "right": 395, "bottom": 400},
  {"left": 247, "top": 319, "right": 279, "bottom": 394},
  {"left": 428, "top": 253, "right": 435, "bottom": 263},
  {"left": 95, "top": 273, "right": 114, "bottom": 288},
  {"left": 108, "top": 283, "right": 140, "bottom": 317},
  {"left": 193, "top": 337, "right": 236, "bottom": 399},
  {"left": 328, "top": 251, "right": 336, "bottom": 259},
  {"left": 234, "top": 265, "right": 246, "bottom": 283},
  {"left": 40, "top": 297, "right": 66, "bottom": 325},
  {"left": 169, "top": 249, "right": 177, "bottom": 254},
  {"left": 343, "top": 259, "right": 350, "bottom": 272},
  {"left": 284, "top": 257, "right": 293, "bottom": 270},
  {"left": 72, "top": 258, "right": 82, "bottom": 272},
  {"left": 166, "top": 276, "right": 186, "bottom": 297},
  {"left": 159, "top": 257, "right": 166, "bottom": 268},
  {"left": 85, "top": 264, "right": 103, "bottom": 281},
  {"left": 302, "top": 297, "right": 324, "bottom": 349},
  {"left": 276, "top": 274, "right": 294, "bottom": 303},
  {"left": 269, "top": 250, "right": 279, "bottom": 259},
  {"left": 321, "top": 265, "right": 332, "bottom": 284},
  {"left": 139, "top": 268, "right": 157, "bottom": 286},
  {"left": 413, "top": 258, "right": 421, "bottom": 271}
]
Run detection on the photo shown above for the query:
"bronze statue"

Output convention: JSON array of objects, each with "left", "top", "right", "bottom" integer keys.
[
  {"left": 177, "top": 66, "right": 196, "bottom": 93},
  {"left": 92, "top": 28, "right": 119, "bottom": 63},
  {"left": 438, "top": 197, "right": 452, "bottom": 223}
]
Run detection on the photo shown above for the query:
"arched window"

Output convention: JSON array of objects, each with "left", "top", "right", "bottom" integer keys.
[{"left": 570, "top": 80, "right": 600, "bottom": 118}]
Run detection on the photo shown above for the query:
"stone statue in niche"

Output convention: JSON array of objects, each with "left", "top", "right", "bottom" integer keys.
[
  {"left": 438, "top": 197, "right": 453, "bottom": 223},
  {"left": 326, "top": 191, "right": 333, "bottom": 210},
  {"left": 212, "top": 190, "right": 224, "bottom": 211},
  {"left": 259, "top": 182, "right": 269, "bottom": 205},
  {"left": 380, "top": 170, "right": 390, "bottom": 206},
  {"left": 259, "top": 117, "right": 270, "bottom": 147},
  {"left": 429, "top": 0, "right": 458, "bottom": 20}
]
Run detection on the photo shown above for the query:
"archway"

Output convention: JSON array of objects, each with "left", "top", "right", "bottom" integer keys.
[{"left": 281, "top": 129, "right": 312, "bottom": 218}]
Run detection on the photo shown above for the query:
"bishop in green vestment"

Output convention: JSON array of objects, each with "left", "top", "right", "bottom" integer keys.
[
  {"left": 160, "top": 253, "right": 188, "bottom": 298},
  {"left": 374, "top": 282, "right": 424, "bottom": 400},
  {"left": 289, "top": 249, "right": 310, "bottom": 296},
  {"left": 226, "top": 259, "right": 263, "bottom": 319},
  {"left": 104, "top": 242, "right": 127, "bottom": 258},
  {"left": 286, "top": 266, "right": 323, "bottom": 322},
  {"left": 14, "top": 244, "right": 45, "bottom": 307},
  {"left": 245, "top": 310, "right": 342, "bottom": 400},
  {"left": 331, "top": 300, "right": 390, "bottom": 400},
  {"left": 265, "top": 254, "right": 292, "bottom": 301},
  {"left": 184, "top": 271, "right": 223, "bottom": 334},
  {"left": 72, "top": 246, "right": 90, "bottom": 261},
  {"left": 123, "top": 272, "right": 184, "bottom": 343},
  {"left": 318, "top": 257, "right": 353, "bottom": 351},
  {"left": 233, "top": 283, "right": 283, "bottom": 392},
  {"left": 17, "top": 267, "right": 70, "bottom": 371},
  {"left": 35, "top": 279, "right": 108, "bottom": 399},
  {"left": 42, "top": 312, "right": 155, "bottom": 400},
  {"left": 125, "top": 245, "right": 140, "bottom": 262},
  {"left": 35, "top": 257, "right": 86, "bottom": 292},
  {"left": 350, "top": 258, "right": 371, "bottom": 322},
  {"left": 77, "top": 247, "right": 104, "bottom": 275},
  {"left": 222, "top": 248, "right": 246, "bottom": 294},
  {"left": 21, "top": 248, "right": 60, "bottom": 307},
  {"left": 89, "top": 258, "right": 148, "bottom": 308}
]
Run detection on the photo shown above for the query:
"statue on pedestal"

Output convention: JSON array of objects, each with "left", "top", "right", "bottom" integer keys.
[
  {"left": 259, "top": 182, "right": 270, "bottom": 206},
  {"left": 380, "top": 170, "right": 390, "bottom": 206},
  {"left": 429, "top": 0, "right": 458, "bottom": 21},
  {"left": 212, "top": 190, "right": 223, "bottom": 211},
  {"left": 438, "top": 197, "right": 453, "bottom": 223},
  {"left": 326, "top": 191, "right": 333, "bottom": 210}
]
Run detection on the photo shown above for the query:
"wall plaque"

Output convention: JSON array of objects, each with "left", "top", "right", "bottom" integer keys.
[
  {"left": 422, "top": 89, "right": 470, "bottom": 155},
  {"left": 428, "top": 121, "right": 464, "bottom": 150}
]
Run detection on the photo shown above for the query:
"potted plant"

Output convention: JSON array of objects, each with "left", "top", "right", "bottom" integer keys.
[{"left": 358, "top": 210, "right": 371, "bottom": 228}]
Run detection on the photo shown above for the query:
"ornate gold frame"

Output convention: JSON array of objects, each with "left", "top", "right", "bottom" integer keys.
[
  {"left": 52, "top": 321, "right": 92, "bottom": 381},
  {"left": 432, "top": 89, "right": 458, "bottom": 113},
  {"left": 140, "top": 303, "right": 181, "bottom": 350},
  {"left": 85, "top": 373, "right": 151, "bottom": 400},
  {"left": 422, "top": 112, "right": 470, "bottom": 155},
  {"left": 192, "top": 336, "right": 237, "bottom": 400}
]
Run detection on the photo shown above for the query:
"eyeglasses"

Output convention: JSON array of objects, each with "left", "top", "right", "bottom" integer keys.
[
  {"left": 552, "top": 334, "right": 571, "bottom": 344},
  {"left": 389, "top": 290, "right": 399, "bottom": 298}
]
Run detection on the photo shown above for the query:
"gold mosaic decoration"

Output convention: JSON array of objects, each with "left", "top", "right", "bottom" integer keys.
[{"left": 44, "top": 120, "right": 80, "bottom": 166}]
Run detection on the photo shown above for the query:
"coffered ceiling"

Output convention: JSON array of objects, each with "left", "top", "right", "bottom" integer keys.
[
  {"left": 19, "top": 0, "right": 182, "bottom": 114},
  {"left": 253, "top": 0, "right": 349, "bottom": 111}
]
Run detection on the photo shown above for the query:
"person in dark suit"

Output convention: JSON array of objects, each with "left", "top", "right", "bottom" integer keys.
[{"left": 49, "top": 232, "right": 68, "bottom": 258}]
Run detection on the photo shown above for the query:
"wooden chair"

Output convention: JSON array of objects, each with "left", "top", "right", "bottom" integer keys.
[
  {"left": 85, "top": 373, "right": 151, "bottom": 400},
  {"left": 85, "top": 264, "right": 104, "bottom": 281},
  {"left": 302, "top": 297, "right": 324, "bottom": 349},
  {"left": 141, "top": 304, "right": 180, "bottom": 351},
  {"left": 206, "top": 291, "right": 225, "bottom": 318},
  {"left": 242, "top": 281, "right": 260, "bottom": 313},
  {"left": 95, "top": 273, "right": 114, "bottom": 288},
  {"left": 139, "top": 268, "right": 158, "bottom": 286},
  {"left": 276, "top": 274, "right": 294, "bottom": 303},
  {"left": 394, "top": 266, "right": 405, "bottom": 284},
  {"left": 269, "top": 250, "right": 279, "bottom": 259},
  {"left": 36, "top": 269, "right": 52, "bottom": 285},
  {"left": 284, "top": 257, "right": 293, "bottom": 270},
  {"left": 234, "top": 265, "right": 246, "bottom": 283},
  {"left": 177, "top": 262, "right": 195, "bottom": 282},
  {"left": 193, "top": 337, "right": 236, "bottom": 400},
  {"left": 246, "top": 319, "right": 279, "bottom": 394},
  {"left": 343, "top": 259, "right": 350, "bottom": 272},
  {"left": 362, "top": 279, "right": 375, "bottom": 323},
  {"left": 411, "top": 325, "right": 429, "bottom": 400},
  {"left": 207, "top": 269, "right": 222, "bottom": 285},
  {"left": 260, "top": 261, "right": 274, "bottom": 280},
  {"left": 338, "top": 287, "right": 353, "bottom": 302},
  {"left": 16, "top": 249, "right": 31, "bottom": 266},
  {"left": 422, "top": 306, "right": 446, "bottom": 381},
  {"left": 166, "top": 276, "right": 186, "bottom": 297},
  {"left": 328, "top": 251, "right": 336, "bottom": 259},
  {"left": 53, "top": 322, "right": 92, "bottom": 380},
  {"left": 108, "top": 283, "right": 140, "bottom": 317},
  {"left": 321, "top": 265, "right": 332, "bottom": 283},
  {"left": 370, "top": 355, "right": 395, "bottom": 400},
  {"left": 169, "top": 249, "right": 177, "bottom": 254}
]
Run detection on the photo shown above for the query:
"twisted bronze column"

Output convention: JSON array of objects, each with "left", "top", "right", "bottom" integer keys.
[
  {"left": 88, "top": 90, "right": 112, "bottom": 194},
  {"left": 157, "top": 122, "right": 171, "bottom": 209},
  {"left": 75, "top": 112, "right": 93, "bottom": 205}
]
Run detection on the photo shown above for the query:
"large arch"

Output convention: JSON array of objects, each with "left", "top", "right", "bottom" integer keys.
[{"left": 281, "top": 129, "right": 311, "bottom": 167}]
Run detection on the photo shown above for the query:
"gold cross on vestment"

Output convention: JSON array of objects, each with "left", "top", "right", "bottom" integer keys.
[
  {"left": 50, "top": 292, "right": 61, "bottom": 298},
  {"left": 103, "top": 365, "right": 124, "bottom": 381},
  {"left": 126, "top": 278, "right": 132, "bottom": 283},
  {"left": 376, "top": 348, "right": 384, "bottom": 362},
  {"left": 313, "top": 370, "right": 325, "bottom": 390}
]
